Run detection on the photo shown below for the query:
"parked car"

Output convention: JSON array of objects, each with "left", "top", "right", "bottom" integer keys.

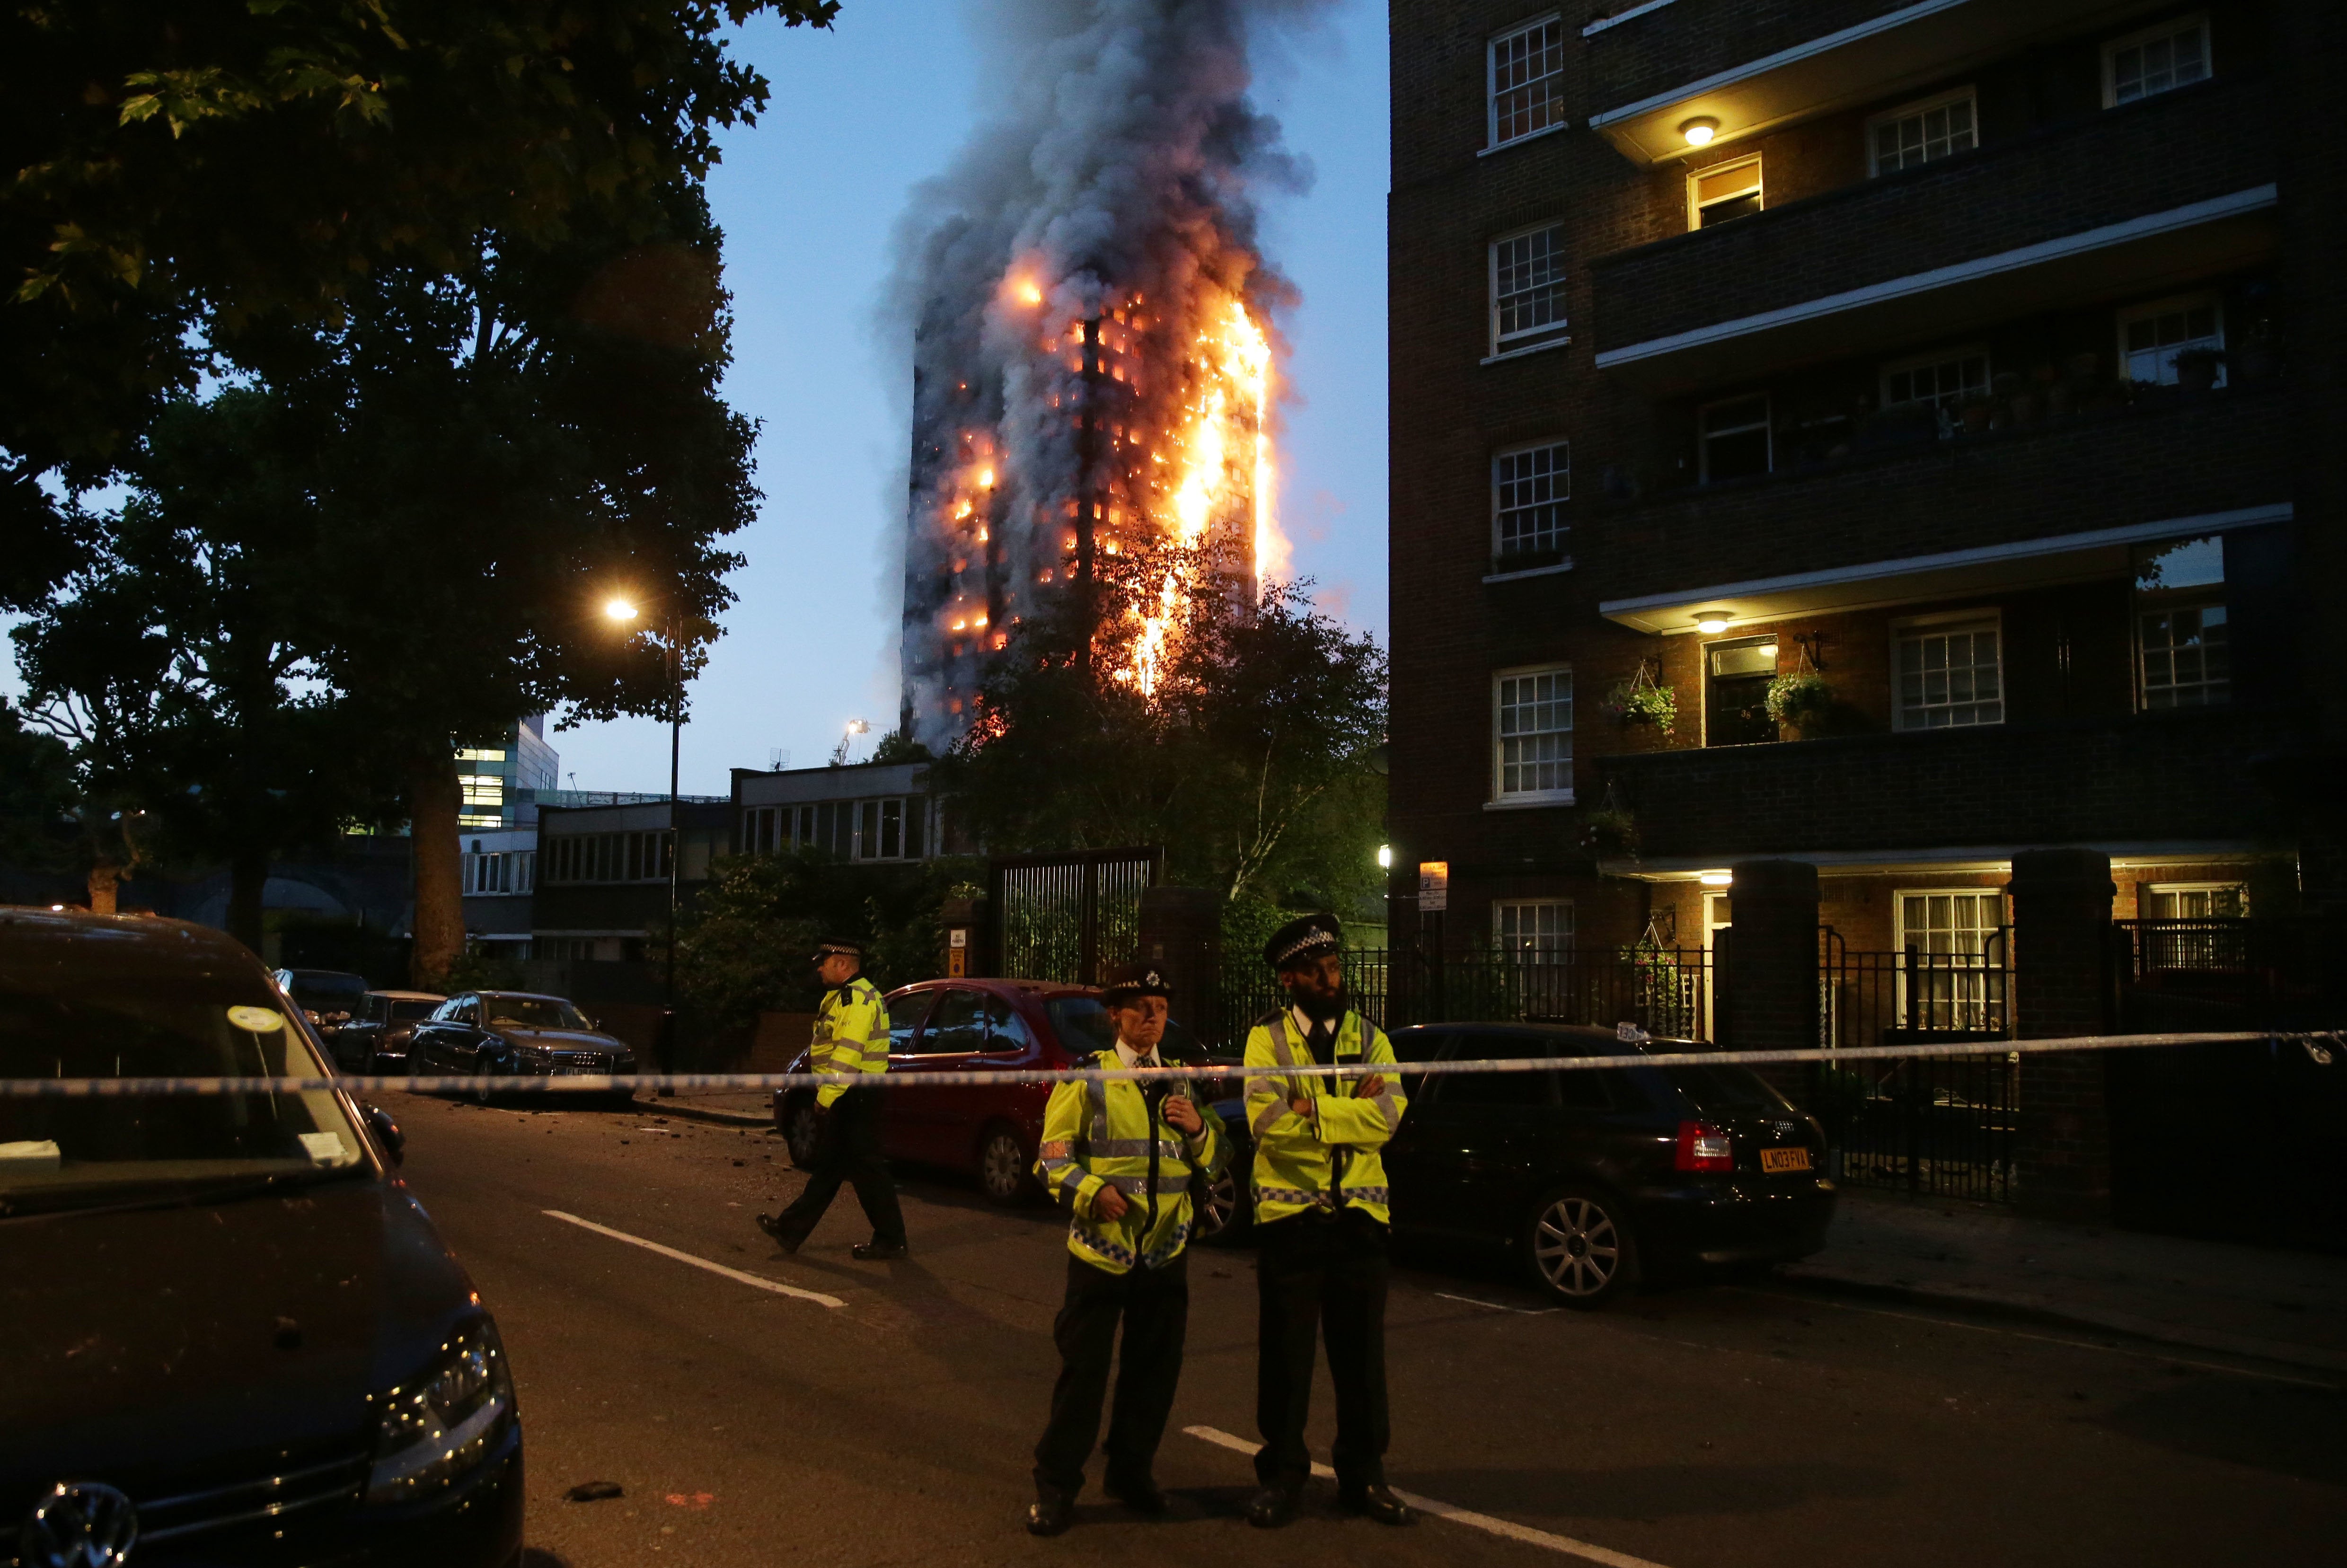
[
  {"left": 409, "top": 991, "right": 638, "bottom": 1106},
  {"left": 274, "top": 967, "right": 371, "bottom": 1039},
  {"left": 1382, "top": 1023, "right": 1836, "bottom": 1307},
  {"left": 3, "top": 908, "right": 523, "bottom": 1564},
  {"left": 329, "top": 989, "right": 448, "bottom": 1075},
  {"left": 771, "top": 978, "right": 1253, "bottom": 1233}
]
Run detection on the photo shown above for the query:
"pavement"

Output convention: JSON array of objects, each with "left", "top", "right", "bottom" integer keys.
[{"left": 383, "top": 1089, "right": 2345, "bottom": 1568}]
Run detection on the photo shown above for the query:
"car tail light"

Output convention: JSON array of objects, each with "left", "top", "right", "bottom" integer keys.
[{"left": 1675, "top": 1119, "right": 1733, "bottom": 1172}]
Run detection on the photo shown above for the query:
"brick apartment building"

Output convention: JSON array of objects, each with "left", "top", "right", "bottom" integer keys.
[{"left": 1387, "top": 0, "right": 2344, "bottom": 969}]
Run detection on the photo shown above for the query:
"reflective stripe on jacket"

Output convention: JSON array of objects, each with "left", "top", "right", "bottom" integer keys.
[
  {"left": 1244, "top": 1008, "right": 1405, "bottom": 1227},
  {"left": 1032, "top": 1050, "right": 1229, "bottom": 1274},
  {"left": 811, "top": 977, "right": 889, "bottom": 1109}
]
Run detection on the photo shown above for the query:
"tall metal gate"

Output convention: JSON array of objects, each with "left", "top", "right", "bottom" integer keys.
[{"left": 989, "top": 846, "right": 1163, "bottom": 986}]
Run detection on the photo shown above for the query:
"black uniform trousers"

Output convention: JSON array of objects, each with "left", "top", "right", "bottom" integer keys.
[
  {"left": 1032, "top": 1250, "right": 1191, "bottom": 1498},
  {"left": 772, "top": 1089, "right": 906, "bottom": 1248},
  {"left": 1253, "top": 1208, "right": 1391, "bottom": 1491}
]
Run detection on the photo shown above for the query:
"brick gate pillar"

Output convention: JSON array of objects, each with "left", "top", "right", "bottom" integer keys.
[
  {"left": 1137, "top": 886, "right": 1221, "bottom": 1050},
  {"left": 1724, "top": 860, "right": 1819, "bottom": 1056},
  {"left": 2011, "top": 847, "right": 2117, "bottom": 1221}
]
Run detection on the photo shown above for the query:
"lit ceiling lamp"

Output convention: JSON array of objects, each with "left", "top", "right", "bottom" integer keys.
[
  {"left": 1679, "top": 115, "right": 1720, "bottom": 147},
  {"left": 1698, "top": 870, "right": 1733, "bottom": 887},
  {"left": 1694, "top": 608, "right": 1732, "bottom": 634}
]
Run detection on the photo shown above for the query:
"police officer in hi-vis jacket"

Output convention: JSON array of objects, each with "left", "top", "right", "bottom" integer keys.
[
  {"left": 757, "top": 938, "right": 908, "bottom": 1260},
  {"left": 1024, "top": 963, "right": 1228, "bottom": 1537},
  {"left": 1242, "top": 914, "right": 1415, "bottom": 1529}
]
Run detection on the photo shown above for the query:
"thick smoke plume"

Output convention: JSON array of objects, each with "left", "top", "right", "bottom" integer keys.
[{"left": 890, "top": 0, "right": 1320, "bottom": 749}]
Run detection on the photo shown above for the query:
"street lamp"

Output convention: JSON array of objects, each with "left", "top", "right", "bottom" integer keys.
[{"left": 602, "top": 591, "right": 685, "bottom": 1088}]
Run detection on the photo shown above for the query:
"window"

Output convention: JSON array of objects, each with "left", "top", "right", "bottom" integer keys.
[
  {"left": 1493, "top": 441, "right": 1570, "bottom": 565},
  {"left": 1488, "top": 16, "right": 1566, "bottom": 149},
  {"left": 920, "top": 989, "right": 988, "bottom": 1055},
  {"left": 1897, "top": 618, "right": 2003, "bottom": 729},
  {"left": 1881, "top": 348, "right": 1989, "bottom": 414},
  {"left": 2148, "top": 881, "right": 2247, "bottom": 918},
  {"left": 2118, "top": 294, "right": 2223, "bottom": 386},
  {"left": 1895, "top": 890, "right": 2005, "bottom": 1031},
  {"left": 1868, "top": 89, "right": 1976, "bottom": 175},
  {"left": 2135, "top": 535, "right": 2228, "bottom": 709},
  {"left": 1489, "top": 224, "right": 1569, "bottom": 356},
  {"left": 2104, "top": 13, "right": 2209, "bottom": 107},
  {"left": 1688, "top": 155, "right": 1762, "bottom": 228},
  {"left": 1493, "top": 666, "right": 1574, "bottom": 802},
  {"left": 1699, "top": 395, "right": 1771, "bottom": 483},
  {"left": 1705, "top": 637, "right": 1778, "bottom": 747},
  {"left": 457, "top": 770, "right": 504, "bottom": 828},
  {"left": 1493, "top": 900, "right": 1574, "bottom": 960}
]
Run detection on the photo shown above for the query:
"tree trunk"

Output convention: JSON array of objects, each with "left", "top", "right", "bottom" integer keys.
[
  {"left": 409, "top": 749, "right": 466, "bottom": 988},
  {"left": 86, "top": 863, "right": 122, "bottom": 915},
  {"left": 226, "top": 845, "right": 269, "bottom": 954}
]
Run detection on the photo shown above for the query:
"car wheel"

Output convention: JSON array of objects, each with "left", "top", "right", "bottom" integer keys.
[
  {"left": 781, "top": 1097, "right": 822, "bottom": 1170},
  {"left": 1524, "top": 1185, "right": 1637, "bottom": 1308},
  {"left": 1195, "top": 1149, "right": 1253, "bottom": 1244},
  {"left": 472, "top": 1052, "right": 496, "bottom": 1106},
  {"left": 977, "top": 1123, "right": 1033, "bottom": 1206}
]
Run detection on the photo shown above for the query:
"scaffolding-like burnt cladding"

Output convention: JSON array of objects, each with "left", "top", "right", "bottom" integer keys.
[{"left": 893, "top": 0, "right": 1293, "bottom": 750}]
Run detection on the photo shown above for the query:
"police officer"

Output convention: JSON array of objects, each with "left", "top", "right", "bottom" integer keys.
[
  {"left": 1242, "top": 914, "right": 1414, "bottom": 1528},
  {"left": 756, "top": 938, "right": 908, "bottom": 1260},
  {"left": 1025, "top": 963, "right": 1228, "bottom": 1537}
]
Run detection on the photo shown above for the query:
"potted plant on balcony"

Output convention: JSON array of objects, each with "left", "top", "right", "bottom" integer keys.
[
  {"left": 1765, "top": 669, "right": 1831, "bottom": 737},
  {"left": 1581, "top": 795, "right": 1640, "bottom": 859},
  {"left": 1602, "top": 661, "right": 1676, "bottom": 738}
]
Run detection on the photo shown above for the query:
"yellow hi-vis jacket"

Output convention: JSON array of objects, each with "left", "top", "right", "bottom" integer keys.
[
  {"left": 811, "top": 977, "right": 889, "bottom": 1109},
  {"left": 1244, "top": 1008, "right": 1406, "bottom": 1227},
  {"left": 1034, "top": 1050, "right": 1229, "bottom": 1273}
]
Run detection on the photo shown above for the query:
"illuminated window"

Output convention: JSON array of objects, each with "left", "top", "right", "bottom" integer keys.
[
  {"left": 1688, "top": 155, "right": 1762, "bottom": 228},
  {"left": 1488, "top": 15, "right": 1566, "bottom": 149},
  {"left": 2104, "top": 13, "right": 2208, "bottom": 107},
  {"left": 2148, "top": 882, "right": 2246, "bottom": 918},
  {"left": 1489, "top": 223, "right": 1569, "bottom": 357},
  {"left": 1869, "top": 89, "right": 1976, "bottom": 175},
  {"left": 1493, "top": 666, "right": 1574, "bottom": 802}
]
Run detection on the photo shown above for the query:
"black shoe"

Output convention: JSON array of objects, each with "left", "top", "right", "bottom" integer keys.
[
  {"left": 1246, "top": 1484, "right": 1299, "bottom": 1529},
  {"left": 756, "top": 1214, "right": 803, "bottom": 1254},
  {"left": 1340, "top": 1483, "right": 1417, "bottom": 1525},
  {"left": 852, "top": 1239, "right": 909, "bottom": 1260},
  {"left": 1103, "top": 1473, "right": 1167, "bottom": 1515},
  {"left": 1025, "top": 1492, "right": 1075, "bottom": 1537}
]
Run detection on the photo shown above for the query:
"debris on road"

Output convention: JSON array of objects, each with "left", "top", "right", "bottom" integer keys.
[{"left": 565, "top": 1481, "right": 624, "bottom": 1503}]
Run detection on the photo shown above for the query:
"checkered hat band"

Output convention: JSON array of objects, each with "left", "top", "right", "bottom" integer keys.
[{"left": 1273, "top": 932, "right": 1339, "bottom": 964}]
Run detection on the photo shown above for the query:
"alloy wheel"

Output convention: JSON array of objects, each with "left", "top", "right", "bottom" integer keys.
[
  {"left": 1195, "top": 1165, "right": 1239, "bottom": 1240},
  {"left": 979, "top": 1128, "right": 1029, "bottom": 1205},
  {"left": 783, "top": 1102, "right": 821, "bottom": 1169},
  {"left": 1533, "top": 1194, "right": 1623, "bottom": 1300}
]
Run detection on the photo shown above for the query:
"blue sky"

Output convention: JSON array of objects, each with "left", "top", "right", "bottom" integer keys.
[{"left": 5, "top": 0, "right": 1392, "bottom": 802}]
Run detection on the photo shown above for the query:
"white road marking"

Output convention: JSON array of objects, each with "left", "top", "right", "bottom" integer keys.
[
  {"left": 1733, "top": 1287, "right": 2339, "bottom": 1390},
  {"left": 543, "top": 1210, "right": 843, "bottom": 1308},
  {"left": 1182, "top": 1425, "right": 1675, "bottom": 1568},
  {"left": 1436, "top": 1291, "right": 1559, "bottom": 1316}
]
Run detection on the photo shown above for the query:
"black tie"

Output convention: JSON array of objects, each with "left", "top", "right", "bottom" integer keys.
[{"left": 1305, "top": 1015, "right": 1334, "bottom": 1064}]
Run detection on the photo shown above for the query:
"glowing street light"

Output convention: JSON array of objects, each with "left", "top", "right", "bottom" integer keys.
[
  {"left": 604, "top": 597, "right": 640, "bottom": 622},
  {"left": 1376, "top": 845, "right": 1394, "bottom": 870}
]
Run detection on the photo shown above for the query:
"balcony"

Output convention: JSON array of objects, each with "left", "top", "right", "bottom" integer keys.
[
  {"left": 1589, "top": 79, "right": 2279, "bottom": 391},
  {"left": 1591, "top": 387, "right": 2292, "bottom": 623},
  {"left": 1593, "top": 707, "right": 2300, "bottom": 865}
]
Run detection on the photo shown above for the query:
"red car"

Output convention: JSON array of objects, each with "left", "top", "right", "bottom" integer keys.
[{"left": 772, "top": 978, "right": 1249, "bottom": 1231}]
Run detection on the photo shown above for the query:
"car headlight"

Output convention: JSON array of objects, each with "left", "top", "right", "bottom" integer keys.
[{"left": 365, "top": 1319, "right": 515, "bottom": 1505}]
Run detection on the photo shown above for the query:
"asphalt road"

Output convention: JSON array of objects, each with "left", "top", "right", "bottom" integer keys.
[{"left": 381, "top": 1089, "right": 2347, "bottom": 1568}]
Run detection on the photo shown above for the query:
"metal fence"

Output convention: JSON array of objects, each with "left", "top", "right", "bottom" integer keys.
[
  {"left": 989, "top": 847, "right": 1162, "bottom": 987},
  {"left": 1811, "top": 929, "right": 2018, "bottom": 1203}
]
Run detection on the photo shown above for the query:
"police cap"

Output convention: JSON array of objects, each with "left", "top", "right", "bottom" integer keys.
[
  {"left": 1100, "top": 962, "right": 1173, "bottom": 1007},
  {"left": 1263, "top": 913, "right": 1343, "bottom": 972}
]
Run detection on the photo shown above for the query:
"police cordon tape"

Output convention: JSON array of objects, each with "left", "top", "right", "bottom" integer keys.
[{"left": 1, "top": 1028, "right": 2337, "bottom": 1097}]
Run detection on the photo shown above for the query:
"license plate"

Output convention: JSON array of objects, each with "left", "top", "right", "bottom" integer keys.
[
  {"left": 1760, "top": 1147, "right": 1810, "bottom": 1173},
  {"left": 557, "top": 1064, "right": 603, "bottom": 1076}
]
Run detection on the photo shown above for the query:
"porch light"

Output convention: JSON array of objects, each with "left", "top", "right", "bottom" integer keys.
[
  {"left": 1694, "top": 608, "right": 1731, "bottom": 634},
  {"left": 1699, "top": 870, "right": 1733, "bottom": 887},
  {"left": 1679, "top": 116, "right": 1720, "bottom": 147}
]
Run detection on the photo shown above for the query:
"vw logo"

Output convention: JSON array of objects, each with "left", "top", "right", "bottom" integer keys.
[{"left": 19, "top": 1481, "right": 139, "bottom": 1568}]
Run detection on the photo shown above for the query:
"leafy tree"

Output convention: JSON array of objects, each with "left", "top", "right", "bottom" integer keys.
[
  {"left": 3, "top": 0, "right": 838, "bottom": 608},
  {"left": 940, "top": 555, "right": 1389, "bottom": 914}
]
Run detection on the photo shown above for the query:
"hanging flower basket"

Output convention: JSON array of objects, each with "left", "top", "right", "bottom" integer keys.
[
  {"left": 1765, "top": 669, "right": 1831, "bottom": 728},
  {"left": 1603, "top": 663, "right": 1676, "bottom": 737},
  {"left": 1582, "top": 805, "right": 1640, "bottom": 858}
]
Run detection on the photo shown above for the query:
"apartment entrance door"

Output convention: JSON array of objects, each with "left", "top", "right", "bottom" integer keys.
[
  {"left": 1703, "top": 893, "right": 1731, "bottom": 1039},
  {"left": 1706, "top": 638, "right": 1779, "bottom": 746}
]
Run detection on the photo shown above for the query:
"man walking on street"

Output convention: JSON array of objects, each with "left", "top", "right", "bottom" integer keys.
[
  {"left": 757, "top": 939, "right": 908, "bottom": 1261},
  {"left": 1243, "top": 914, "right": 1415, "bottom": 1529},
  {"left": 1025, "top": 963, "right": 1228, "bottom": 1536}
]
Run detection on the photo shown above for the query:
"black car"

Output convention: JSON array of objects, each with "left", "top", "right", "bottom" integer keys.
[
  {"left": 329, "top": 990, "right": 449, "bottom": 1075},
  {"left": 410, "top": 991, "right": 638, "bottom": 1105},
  {"left": 3, "top": 909, "right": 522, "bottom": 1566},
  {"left": 273, "top": 967, "right": 371, "bottom": 1035},
  {"left": 1383, "top": 1023, "right": 1836, "bottom": 1306}
]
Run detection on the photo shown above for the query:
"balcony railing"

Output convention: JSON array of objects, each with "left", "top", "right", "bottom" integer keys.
[
  {"left": 1595, "top": 708, "right": 2297, "bottom": 863},
  {"left": 1590, "top": 77, "right": 2276, "bottom": 375}
]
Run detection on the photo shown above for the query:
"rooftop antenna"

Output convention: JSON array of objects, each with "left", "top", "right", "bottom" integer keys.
[{"left": 769, "top": 747, "right": 791, "bottom": 771}]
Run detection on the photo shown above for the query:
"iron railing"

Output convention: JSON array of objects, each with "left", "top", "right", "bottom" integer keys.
[{"left": 988, "top": 847, "right": 1163, "bottom": 987}]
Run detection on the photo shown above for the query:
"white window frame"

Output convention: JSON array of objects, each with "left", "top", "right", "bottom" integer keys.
[
  {"left": 1491, "top": 439, "right": 1571, "bottom": 564},
  {"left": 1879, "top": 344, "right": 1991, "bottom": 413},
  {"left": 1893, "top": 611, "right": 2005, "bottom": 731},
  {"left": 1487, "top": 13, "right": 1568, "bottom": 152},
  {"left": 1697, "top": 393, "right": 1772, "bottom": 484},
  {"left": 1493, "top": 899, "right": 1575, "bottom": 956},
  {"left": 1866, "top": 87, "right": 1978, "bottom": 176},
  {"left": 1491, "top": 664, "right": 1575, "bottom": 807},
  {"left": 2103, "top": 12, "right": 2210, "bottom": 108},
  {"left": 2145, "top": 881, "right": 2249, "bottom": 918},
  {"left": 1487, "top": 222, "right": 1571, "bottom": 361},
  {"left": 2117, "top": 292, "right": 2225, "bottom": 387},
  {"left": 1892, "top": 887, "right": 2007, "bottom": 1029},
  {"left": 1686, "top": 153, "right": 1763, "bottom": 229}
]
